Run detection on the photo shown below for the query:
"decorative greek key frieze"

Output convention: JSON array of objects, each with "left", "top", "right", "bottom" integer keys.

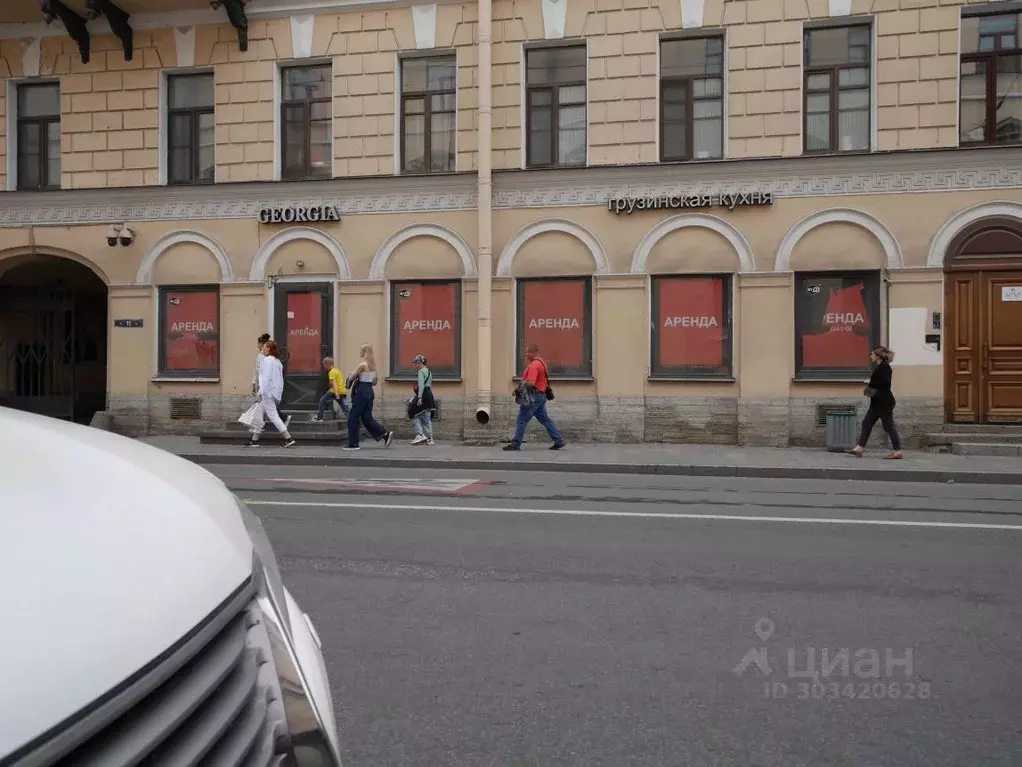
[
  {"left": 493, "top": 162, "right": 1022, "bottom": 209},
  {"left": 0, "top": 151, "right": 1019, "bottom": 227}
]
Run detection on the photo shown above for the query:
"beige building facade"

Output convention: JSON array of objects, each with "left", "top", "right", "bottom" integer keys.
[{"left": 1, "top": 0, "right": 1021, "bottom": 446}]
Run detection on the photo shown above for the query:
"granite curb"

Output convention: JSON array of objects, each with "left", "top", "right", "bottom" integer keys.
[{"left": 172, "top": 452, "right": 1022, "bottom": 486}]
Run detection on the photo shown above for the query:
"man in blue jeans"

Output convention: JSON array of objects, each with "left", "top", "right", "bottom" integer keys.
[{"left": 503, "top": 343, "right": 566, "bottom": 451}]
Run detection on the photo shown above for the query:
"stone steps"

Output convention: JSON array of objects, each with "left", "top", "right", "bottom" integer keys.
[
  {"left": 923, "top": 424, "right": 1022, "bottom": 456},
  {"left": 225, "top": 419, "right": 345, "bottom": 433},
  {"left": 938, "top": 424, "right": 1022, "bottom": 434},
  {"left": 201, "top": 430, "right": 347, "bottom": 445},
  {"left": 922, "top": 432, "right": 1022, "bottom": 446},
  {"left": 950, "top": 442, "right": 1022, "bottom": 457}
]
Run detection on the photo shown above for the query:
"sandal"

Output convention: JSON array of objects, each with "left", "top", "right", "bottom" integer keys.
[
  {"left": 846, "top": 448, "right": 863, "bottom": 458},
  {"left": 883, "top": 451, "right": 903, "bottom": 460}
]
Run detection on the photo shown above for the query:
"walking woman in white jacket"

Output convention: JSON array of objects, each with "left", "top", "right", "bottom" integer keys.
[
  {"left": 248, "top": 340, "right": 297, "bottom": 448},
  {"left": 252, "top": 333, "right": 270, "bottom": 395}
]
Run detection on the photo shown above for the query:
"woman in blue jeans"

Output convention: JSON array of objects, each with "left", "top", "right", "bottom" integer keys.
[{"left": 342, "top": 343, "right": 393, "bottom": 451}]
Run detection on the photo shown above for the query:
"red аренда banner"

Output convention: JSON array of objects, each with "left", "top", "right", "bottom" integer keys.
[
  {"left": 657, "top": 277, "right": 725, "bottom": 368},
  {"left": 520, "top": 280, "right": 586, "bottom": 371},
  {"left": 285, "top": 292, "right": 323, "bottom": 374},
  {"left": 393, "top": 282, "right": 458, "bottom": 371},
  {"left": 164, "top": 291, "right": 219, "bottom": 371}
]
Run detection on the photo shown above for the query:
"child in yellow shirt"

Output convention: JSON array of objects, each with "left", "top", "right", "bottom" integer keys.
[{"left": 312, "top": 357, "right": 350, "bottom": 421}]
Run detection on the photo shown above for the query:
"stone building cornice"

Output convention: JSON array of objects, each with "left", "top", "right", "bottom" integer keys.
[
  {"left": 0, "top": 0, "right": 466, "bottom": 38},
  {"left": 0, "top": 147, "right": 1019, "bottom": 228}
]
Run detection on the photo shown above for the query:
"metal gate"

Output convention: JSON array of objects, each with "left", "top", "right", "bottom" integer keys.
[{"left": 0, "top": 287, "right": 78, "bottom": 421}]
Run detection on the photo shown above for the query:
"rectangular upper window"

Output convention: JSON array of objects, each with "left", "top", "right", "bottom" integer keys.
[
  {"left": 803, "top": 25, "right": 871, "bottom": 154},
  {"left": 167, "top": 73, "right": 214, "bottom": 185},
  {"left": 280, "top": 64, "right": 332, "bottom": 180},
  {"left": 16, "top": 82, "right": 61, "bottom": 191},
  {"left": 158, "top": 286, "right": 221, "bottom": 378},
  {"left": 794, "top": 271, "right": 881, "bottom": 379},
  {"left": 959, "top": 11, "right": 1022, "bottom": 146},
  {"left": 400, "top": 56, "right": 457, "bottom": 174},
  {"left": 659, "top": 36, "right": 725, "bottom": 162},
  {"left": 525, "top": 45, "right": 587, "bottom": 169}
]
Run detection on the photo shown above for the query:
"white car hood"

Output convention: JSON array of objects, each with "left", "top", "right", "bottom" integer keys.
[{"left": 0, "top": 408, "right": 253, "bottom": 759}]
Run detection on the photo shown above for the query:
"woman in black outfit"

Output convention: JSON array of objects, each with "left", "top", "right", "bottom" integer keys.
[{"left": 848, "top": 346, "right": 903, "bottom": 459}]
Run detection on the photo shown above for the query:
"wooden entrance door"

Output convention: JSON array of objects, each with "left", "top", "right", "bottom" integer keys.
[
  {"left": 946, "top": 270, "right": 1022, "bottom": 423},
  {"left": 273, "top": 283, "right": 333, "bottom": 411}
]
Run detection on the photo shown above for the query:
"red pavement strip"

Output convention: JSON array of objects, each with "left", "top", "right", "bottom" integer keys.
[{"left": 226, "top": 476, "right": 493, "bottom": 495}]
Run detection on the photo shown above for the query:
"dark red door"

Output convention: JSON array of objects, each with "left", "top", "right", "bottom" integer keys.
[{"left": 273, "top": 283, "right": 333, "bottom": 410}]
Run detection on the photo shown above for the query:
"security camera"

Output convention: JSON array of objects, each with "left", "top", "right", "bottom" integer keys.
[
  {"left": 118, "top": 226, "right": 135, "bottom": 247},
  {"left": 106, "top": 225, "right": 120, "bottom": 247}
]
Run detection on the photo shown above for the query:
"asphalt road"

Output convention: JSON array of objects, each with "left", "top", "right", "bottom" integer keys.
[{"left": 210, "top": 464, "right": 1022, "bottom": 767}]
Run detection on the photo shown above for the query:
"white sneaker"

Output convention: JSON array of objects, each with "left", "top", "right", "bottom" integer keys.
[
  {"left": 426, "top": 438, "right": 435, "bottom": 446},
  {"left": 411, "top": 435, "right": 427, "bottom": 445}
]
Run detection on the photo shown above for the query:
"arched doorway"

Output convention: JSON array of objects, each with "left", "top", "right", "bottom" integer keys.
[
  {"left": 944, "top": 218, "right": 1022, "bottom": 423},
  {"left": 0, "top": 254, "right": 108, "bottom": 423}
]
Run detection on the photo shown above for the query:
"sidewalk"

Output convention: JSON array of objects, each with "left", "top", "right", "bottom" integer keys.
[{"left": 139, "top": 436, "right": 1022, "bottom": 485}]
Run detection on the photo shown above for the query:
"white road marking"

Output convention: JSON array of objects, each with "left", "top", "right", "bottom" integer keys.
[
  {"left": 242, "top": 500, "right": 1022, "bottom": 531},
  {"left": 231, "top": 477, "right": 490, "bottom": 494}
]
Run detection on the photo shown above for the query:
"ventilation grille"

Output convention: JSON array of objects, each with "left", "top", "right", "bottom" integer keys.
[
  {"left": 816, "top": 404, "right": 856, "bottom": 426},
  {"left": 170, "top": 397, "right": 203, "bottom": 420}
]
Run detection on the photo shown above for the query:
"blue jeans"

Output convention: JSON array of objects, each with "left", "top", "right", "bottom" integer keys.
[
  {"left": 317, "top": 392, "right": 349, "bottom": 420},
  {"left": 347, "top": 386, "right": 387, "bottom": 447},
  {"left": 412, "top": 410, "right": 433, "bottom": 439},
  {"left": 511, "top": 398, "right": 563, "bottom": 446}
]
